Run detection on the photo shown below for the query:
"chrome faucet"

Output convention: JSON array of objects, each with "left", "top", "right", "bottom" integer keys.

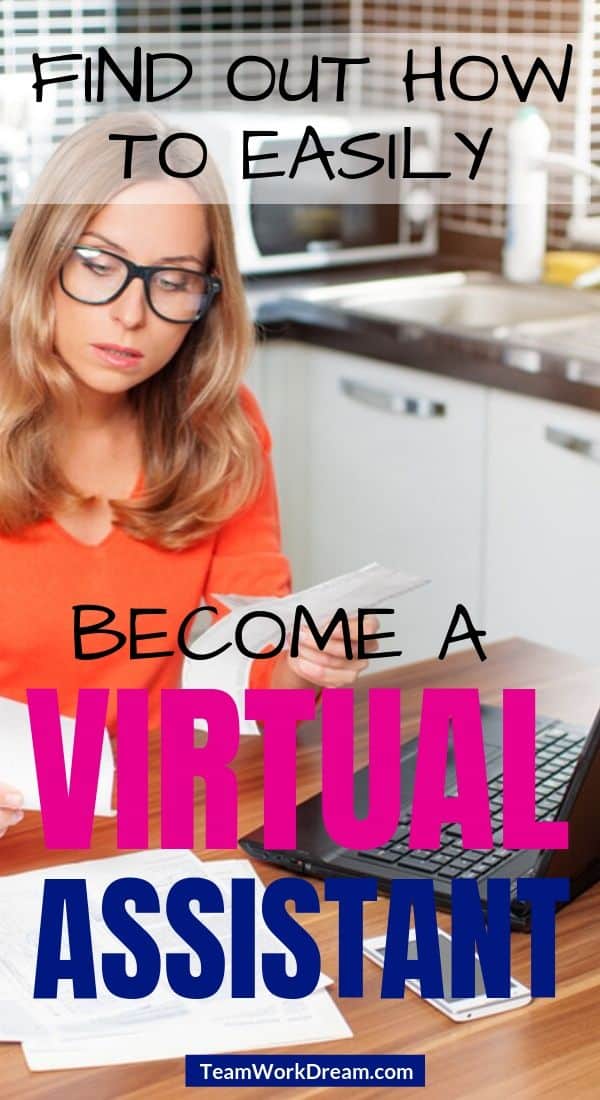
[{"left": 531, "top": 152, "right": 600, "bottom": 288}]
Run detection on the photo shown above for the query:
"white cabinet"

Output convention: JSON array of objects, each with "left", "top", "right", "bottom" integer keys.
[
  {"left": 255, "top": 340, "right": 487, "bottom": 663},
  {"left": 249, "top": 338, "right": 313, "bottom": 587},
  {"left": 253, "top": 335, "right": 600, "bottom": 664},
  {"left": 304, "top": 349, "right": 487, "bottom": 662},
  {"left": 484, "top": 389, "right": 600, "bottom": 661}
]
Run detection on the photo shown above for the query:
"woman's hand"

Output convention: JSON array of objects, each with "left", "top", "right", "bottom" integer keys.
[
  {"left": 0, "top": 784, "right": 24, "bottom": 838},
  {"left": 271, "top": 615, "right": 379, "bottom": 692}
]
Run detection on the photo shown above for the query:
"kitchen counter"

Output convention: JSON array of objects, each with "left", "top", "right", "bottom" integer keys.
[
  {"left": 245, "top": 253, "right": 483, "bottom": 311},
  {"left": 250, "top": 259, "right": 600, "bottom": 414}
]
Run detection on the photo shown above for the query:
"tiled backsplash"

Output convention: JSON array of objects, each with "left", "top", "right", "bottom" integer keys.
[
  {"left": 0, "top": 0, "right": 592, "bottom": 255},
  {"left": 362, "top": 0, "right": 585, "bottom": 252},
  {"left": 0, "top": 2, "right": 352, "bottom": 217}
]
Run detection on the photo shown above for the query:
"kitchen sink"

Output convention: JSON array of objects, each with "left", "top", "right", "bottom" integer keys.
[{"left": 298, "top": 270, "right": 600, "bottom": 340}]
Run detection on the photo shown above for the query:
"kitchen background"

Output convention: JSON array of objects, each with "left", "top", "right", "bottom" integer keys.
[
  {"left": 1, "top": 1, "right": 599, "bottom": 665},
  {"left": 0, "top": 1, "right": 593, "bottom": 251}
]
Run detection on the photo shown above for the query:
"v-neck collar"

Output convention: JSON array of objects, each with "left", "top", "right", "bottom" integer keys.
[{"left": 48, "top": 469, "right": 144, "bottom": 550}]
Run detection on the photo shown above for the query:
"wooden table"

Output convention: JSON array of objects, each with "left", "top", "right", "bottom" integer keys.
[{"left": 2, "top": 639, "right": 600, "bottom": 1099}]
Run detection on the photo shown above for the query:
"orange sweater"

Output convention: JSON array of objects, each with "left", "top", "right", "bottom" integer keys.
[{"left": 0, "top": 387, "right": 291, "bottom": 732}]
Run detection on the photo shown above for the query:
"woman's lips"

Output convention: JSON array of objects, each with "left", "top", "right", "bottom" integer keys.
[{"left": 91, "top": 343, "right": 145, "bottom": 369}]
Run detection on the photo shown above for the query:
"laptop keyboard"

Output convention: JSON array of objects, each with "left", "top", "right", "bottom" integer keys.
[{"left": 357, "top": 722, "right": 586, "bottom": 880}]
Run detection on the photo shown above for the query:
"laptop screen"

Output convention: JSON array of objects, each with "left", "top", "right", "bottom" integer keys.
[{"left": 538, "top": 709, "right": 600, "bottom": 885}]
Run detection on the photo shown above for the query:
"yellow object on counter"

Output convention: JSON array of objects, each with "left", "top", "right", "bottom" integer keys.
[{"left": 543, "top": 250, "right": 600, "bottom": 286}]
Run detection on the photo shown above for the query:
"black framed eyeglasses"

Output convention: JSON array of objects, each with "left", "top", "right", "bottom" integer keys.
[{"left": 59, "top": 245, "right": 222, "bottom": 324}]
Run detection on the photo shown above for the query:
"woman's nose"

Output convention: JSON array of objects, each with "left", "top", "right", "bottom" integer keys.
[{"left": 109, "top": 277, "right": 147, "bottom": 329}]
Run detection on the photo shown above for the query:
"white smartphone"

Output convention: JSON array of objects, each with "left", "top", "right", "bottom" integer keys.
[{"left": 364, "top": 927, "right": 531, "bottom": 1022}]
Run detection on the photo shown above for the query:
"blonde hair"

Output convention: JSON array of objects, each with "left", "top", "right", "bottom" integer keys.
[{"left": 0, "top": 111, "right": 262, "bottom": 549}]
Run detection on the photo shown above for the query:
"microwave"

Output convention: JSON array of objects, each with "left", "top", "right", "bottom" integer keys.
[{"left": 168, "top": 109, "right": 441, "bottom": 274}]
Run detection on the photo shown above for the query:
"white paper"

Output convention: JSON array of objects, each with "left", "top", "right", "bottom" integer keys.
[
  {"left": 0, "top": 694, "right": 114, "bottom": 816},
  {"left": 0, "top": 966, "right": 42, "bottom": 1043},
  {"left": 0, "top": 1002, "right": 42, "bottom": 1043},
  {"left": 0, "top": 851, "right": 350, "bottom": 1069},
  {"left": 211, "top": 561, "right": 428, "bottom": 655},
  {"left": 22, "top": 990, "right": 351, "bottom": 1070},
  {"left": 182, "top": 562, "right": 428, "bottom": 735},
  {"left": 0, "top": 850, "right": 204, "bottom": 1042}
]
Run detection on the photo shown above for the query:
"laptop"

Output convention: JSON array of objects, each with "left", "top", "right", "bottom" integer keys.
[{"left": 240, "top": 704, "right": 600, "bottom": 930}]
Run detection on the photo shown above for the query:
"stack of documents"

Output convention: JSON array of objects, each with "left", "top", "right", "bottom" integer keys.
[{"left": 0, "top": 850, "right": 351, "bottom": 1072}]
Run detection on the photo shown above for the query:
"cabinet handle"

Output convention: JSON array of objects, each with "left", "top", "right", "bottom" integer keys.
[
  {"left": 545, "top": 425, "right": 600, "bottom": 464},
  {"left": 339, "top": 378, "right": 446, "bottom": 418}
]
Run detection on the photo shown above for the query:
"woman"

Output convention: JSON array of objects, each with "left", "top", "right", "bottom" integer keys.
[{"left": 0, "top": 112, "right": 376, "bottom": 837}]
